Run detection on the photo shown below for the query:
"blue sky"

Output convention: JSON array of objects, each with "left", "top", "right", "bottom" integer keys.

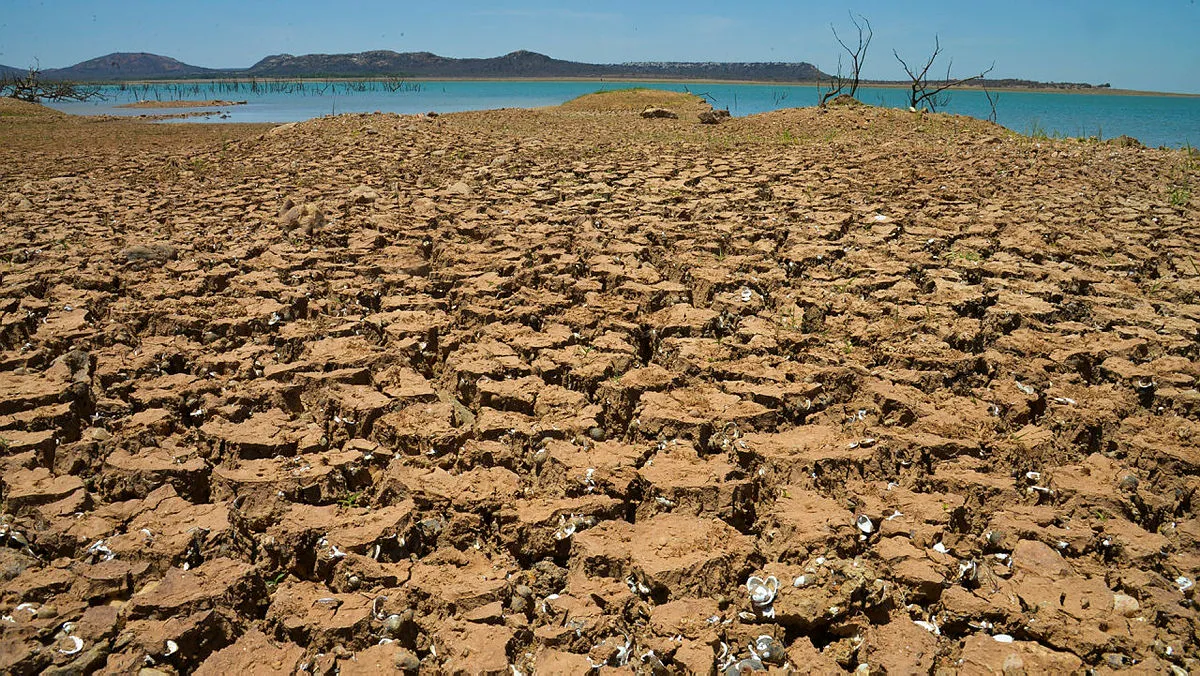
[{"left": 2, "top": 0, "right": 1198, "bottom": 93}]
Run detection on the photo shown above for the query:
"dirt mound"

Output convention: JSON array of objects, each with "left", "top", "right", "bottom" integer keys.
[
  {"left": 0, "top": 103, "right": 1197, "bottom": 674},
  {"left": 823, "top": 93, "right": 866, "bottom": 107},
  {"left": 559, "top": 87, "right": 713, "bottom": 117},
  {"left": 0, "top": 97, "right": 67, "bottom": 119}
]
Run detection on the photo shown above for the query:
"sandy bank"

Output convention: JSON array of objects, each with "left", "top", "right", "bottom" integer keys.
[{"left": 116, "top": 99, "right": 249, "bottom": 109}]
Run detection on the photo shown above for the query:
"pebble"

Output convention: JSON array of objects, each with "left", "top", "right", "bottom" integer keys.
[
  {"left": 1112, "top": 593, "right": 1140, "bottom": 617},
  {"left": 393, "top": 648, "right": 421, "bottom": 672},
  {"left": 88, "top": 427, "right": 113, "bottom": 442},
  {"left": 384, "top": 614, "right": 404, "bottom": 636}
]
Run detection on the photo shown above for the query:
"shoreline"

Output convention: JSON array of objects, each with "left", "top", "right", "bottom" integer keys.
[
  {"left": 115, "top": 99, "right": 248, "bottom": 109},
  {"left": 87, "top": 76, "right": 1199, "bottom": 98}
]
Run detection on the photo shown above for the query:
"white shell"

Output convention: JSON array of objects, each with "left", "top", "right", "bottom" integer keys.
[
  {"left": 746, "top": 575, "right": 779, "bottom": 607},
  {"left": 913, "top": 620, "right": 939, "bottom": 635},
  {"left": 993, "top": 634, "right": 1015, "bottom": 643},
  {"left": 59, "top": 635, "right": 84, "bottom": 655},
  {"left": 164, "top": 640, "right": 179, "bottom": 656},
  {"left": 855, "top": 515, "right": 874, "bottom": 534}
]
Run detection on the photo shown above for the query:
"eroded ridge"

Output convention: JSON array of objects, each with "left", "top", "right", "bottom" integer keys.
[{"left": 1, "top": 93, "right": 1198, "bottom": 673}]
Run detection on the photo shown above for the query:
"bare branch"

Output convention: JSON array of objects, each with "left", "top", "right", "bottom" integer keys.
[
  {"left": 1, "top": 64, "right": 103, "bottom": 103},
  {"left": 823, "top": 12, "right": 872, "bottom": 106},
  {"left": 833, "top": 13, "right": 872, "bottom": 98},
  {"left": 894, "top": 36, "right": 993, "bottom": 112},
  {"left": 983, "top": 87, "right": 1000, "bottom": 124},
  {"left": 819, "top": 54, "right": 847, "bottom": 105}
]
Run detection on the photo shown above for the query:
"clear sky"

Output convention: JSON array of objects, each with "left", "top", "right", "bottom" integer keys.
[{"left": 2, "top": 0, "right": 1198, "bottom": 93}]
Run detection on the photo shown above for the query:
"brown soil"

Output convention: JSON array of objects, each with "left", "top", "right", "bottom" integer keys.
[
  {"left": 116, "top": 100, "right": 249, "bottom": 109},
  {"left": 0, "top": 90, "right": 1198, "bottom": 674}
]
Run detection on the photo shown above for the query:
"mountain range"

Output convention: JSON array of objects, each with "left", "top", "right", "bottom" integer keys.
[
  {"left": 0, "top": 50, "right": 1107, "bottom": 90},
  {"left": 0, "top": 50, "right": 826, "bottom": 83}
]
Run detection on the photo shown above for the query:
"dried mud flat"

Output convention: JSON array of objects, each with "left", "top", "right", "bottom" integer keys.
[{"left": 0, "top": 91, "right": 1198, "bottom": 674}]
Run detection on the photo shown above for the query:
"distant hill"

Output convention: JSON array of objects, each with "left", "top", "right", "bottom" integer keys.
[
  {"left": 618, "top": 61, "right": 825, "bottom": 82},
  {"left": 247, "top": 50, "right": 826, "bottom": 81},
  {"left": 245, "top": 49, "right": 612, "bottom": 78},
  {"left": 27, "top": 50, "right": 828, "bottom": 83},
  {"left": 13, "top": 50, "right": 1104, "bottom": 90},
  {"left": 40, "top": 53, "right": 222, "bottom": 81},
  {"left": 0, "top": 64, "right": 25, "bottom": 79}
]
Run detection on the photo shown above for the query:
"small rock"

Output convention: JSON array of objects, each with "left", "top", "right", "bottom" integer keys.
[
  {"left": 6, "top": 193, "right": 34, "bottom": 211},
  {"left": 1112, "top": 593, "right": 1140, "bottom": 617},
  {"left": 87, "top": 428, "right": 113, "bottom": 442},
  {"left": 384, "top": 614, "right": 404, "bottom": 636},
  {"left": 349, "top": 185, "right": 378, "bottom": 204},
  {"left": 1103, "top": 653, "right": 1129, "bottom": 669},
  {"left": 698, "top": 109, "right": 731, "bottom": 124},
  {"left": 120, "top": 243, "right": 176, "bottom": 266},
  {"left": 1107, "top": 135, "right": 1144, "bottom": 148},
  {"left": 278, "top": 200, "right": 324, "bottom": 235},
  {"left": 393, "top": 648, "right": 420, "bottom": 672},
  {"left": 641, "top": 107, "right": 678, "bottom": 119},
  {"left": 446, "top": 181, "right": 473, "bottom": 196}
]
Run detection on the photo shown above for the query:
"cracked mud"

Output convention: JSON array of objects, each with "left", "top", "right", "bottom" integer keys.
[{"left": 1, "top": 90, "right": 1199, "bottom": 674}]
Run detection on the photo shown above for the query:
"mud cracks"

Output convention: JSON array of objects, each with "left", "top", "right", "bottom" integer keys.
[{"left": 1, "top": 96, "right": 1199, "bottom": 673}]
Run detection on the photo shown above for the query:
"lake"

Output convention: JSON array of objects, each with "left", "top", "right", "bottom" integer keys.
[{"left": 46, "top": 80, "right": 1200, "bottom": 148}]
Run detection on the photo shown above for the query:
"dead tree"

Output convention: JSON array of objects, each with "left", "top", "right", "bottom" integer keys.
[
  {"left": 820, "top": 12, "right": 873, "bottom": 105},
  {"left": 1, "top": 64, "right": 102, "bottom": 103},
  {"left": 818, "top": 54, "right": 847, "bottom": 106},
  {"left": 893, "top": 35, "right": 994, "bottom": 112},
  {"left": 983, "top": 87, "right": 999, "bottom": 123}
]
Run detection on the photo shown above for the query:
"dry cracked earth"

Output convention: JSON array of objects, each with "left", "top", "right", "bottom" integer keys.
[{"left": 0, "top": 90, "right": 1199, "bottom": 674}]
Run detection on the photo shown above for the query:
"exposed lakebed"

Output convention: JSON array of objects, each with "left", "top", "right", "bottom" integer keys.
[{"left": 1, "top": 91, "right": 1199, "bottom": 672}]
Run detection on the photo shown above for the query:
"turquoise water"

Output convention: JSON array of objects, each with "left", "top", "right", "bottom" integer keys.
[{"left": 46, "top": 80, "right": 1200, "bottom": 148}]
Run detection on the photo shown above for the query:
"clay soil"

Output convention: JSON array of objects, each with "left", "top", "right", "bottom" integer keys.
[{"left": 0, "top": 90, "right": 1198, "bottom": 674}]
